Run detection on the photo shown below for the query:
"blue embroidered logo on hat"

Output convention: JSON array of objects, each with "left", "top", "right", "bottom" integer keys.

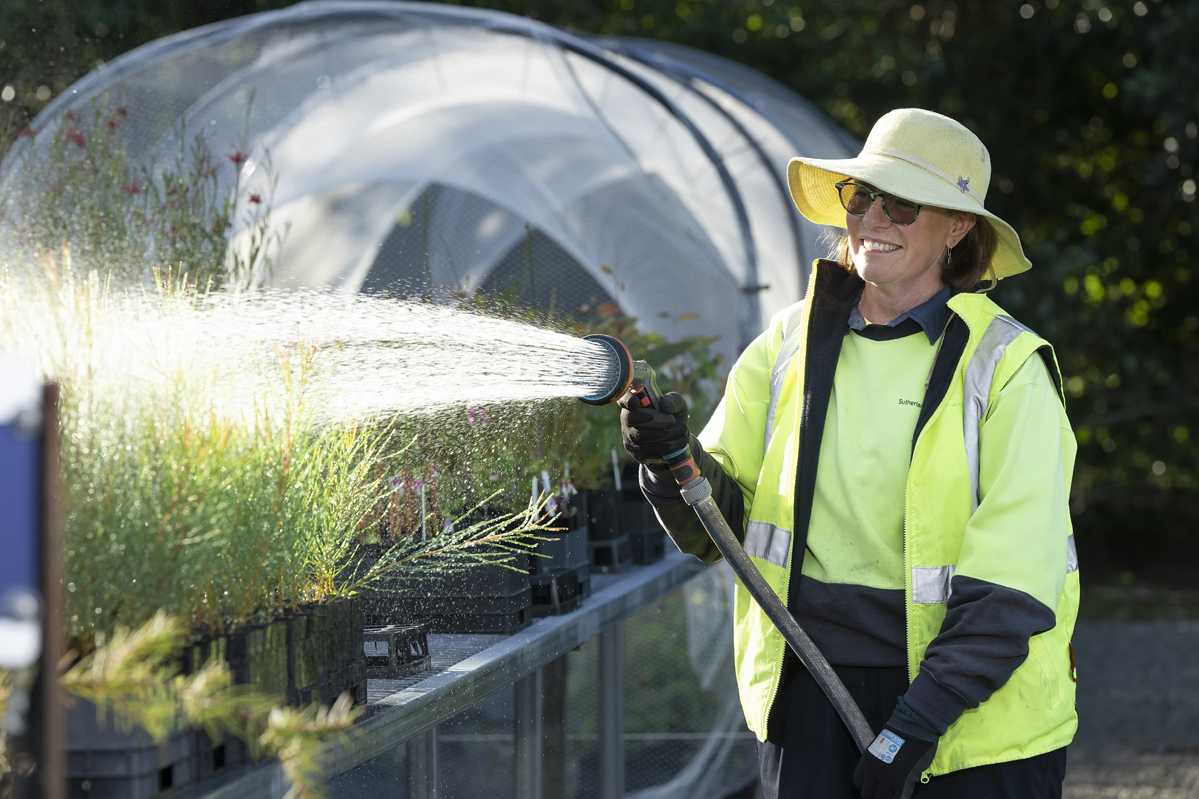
[{"left": 956, "top": 175, "right": 971, "bottom": 193}]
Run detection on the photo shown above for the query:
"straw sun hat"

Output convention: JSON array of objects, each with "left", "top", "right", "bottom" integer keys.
[{"left": 787, "top": 108, "right": 1031, "bottom": 279}]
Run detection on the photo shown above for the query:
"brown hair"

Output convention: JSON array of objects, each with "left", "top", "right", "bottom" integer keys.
[{"left": 826, "top": 215, "right": 999, "bottom": 291}]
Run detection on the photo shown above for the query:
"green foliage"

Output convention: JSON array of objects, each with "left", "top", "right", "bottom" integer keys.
[{"left": 0, "top": 0, "right": 296, "bottom": 143}]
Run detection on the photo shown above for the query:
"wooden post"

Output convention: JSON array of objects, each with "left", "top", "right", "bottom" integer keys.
[{"left": 40, "top": 383, "right": 65, "bottom": 799}]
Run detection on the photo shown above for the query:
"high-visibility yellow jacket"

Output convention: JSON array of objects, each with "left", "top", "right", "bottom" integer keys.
[{"left": 696, "top": 261, "right": 1079, "bottom": 777}]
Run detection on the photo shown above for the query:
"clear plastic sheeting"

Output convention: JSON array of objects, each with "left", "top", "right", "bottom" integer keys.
[{"left": 1, "top": 0, "right": 854, "bottom": 362}]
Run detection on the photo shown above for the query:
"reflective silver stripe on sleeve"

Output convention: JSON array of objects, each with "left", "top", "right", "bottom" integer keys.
[
  {"left": 743, "top": 521, "right": 792, "bottom": 568},
  {"left": 962, "top": 315, "right": 1034, "bottom": 513},
  {"left": 764, "top": 306, "right": 806, "bottom": 457},
  {"left": 911, "top": 564, "right": 956, "bottom": 604},
  {"left": 1066, "top": 534, "right": 1078, "bottom": 574}
]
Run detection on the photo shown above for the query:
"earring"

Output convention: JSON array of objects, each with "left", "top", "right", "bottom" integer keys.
[{"left": 947, "top": 246, "right": 953, "bottom": 265}]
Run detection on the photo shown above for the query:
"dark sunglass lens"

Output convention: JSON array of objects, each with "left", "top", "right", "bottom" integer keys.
[
  {"left": 843, "top": 186, "right": 873, "bottom": 215},
  {"left": 885, "top": 196, "right": 920, "bottom": 224}
]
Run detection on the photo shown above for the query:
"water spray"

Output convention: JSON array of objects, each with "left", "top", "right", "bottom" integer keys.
[{"left": 581, "top": 333, "right": 875, "bottom": 753}]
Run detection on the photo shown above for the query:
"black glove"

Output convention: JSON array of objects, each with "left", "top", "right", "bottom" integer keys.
[
  {"left": 854, "top": 698, "right": 939, "bottom": 799},
  {"left": 619, "top": 390, "right": 689, "bottom": 470}
]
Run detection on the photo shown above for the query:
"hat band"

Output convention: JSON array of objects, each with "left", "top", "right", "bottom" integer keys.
[{"left": 862, "top": 145, "right": 986, "bottom": 208}]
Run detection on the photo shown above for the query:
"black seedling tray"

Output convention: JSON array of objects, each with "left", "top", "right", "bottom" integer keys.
[
  {"left": 368, "top": 587, "right": 532, "bottom": 617},
  {"left": 589, "top": 533, "right": 632, "bottom": 574},
  {"left": 413, "top": 606, "right": 532, "bottom": 635},
  {"left": 194, "top": 731, "right": 248, "bottom": 784},
  {"left": 530, "top": 568, "right": 585, "bottom": 617},
  {"left": 364, "top": 623, "right": 431, "bottom": 679},
  {"left": 66, "top": 700, "right": 196, "bottom": 799},
  {"left": 357, "top": 547, "right": 534, "bottom": 634}
]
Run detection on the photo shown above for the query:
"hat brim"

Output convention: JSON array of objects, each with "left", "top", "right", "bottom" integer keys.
[{"left": 787, "top": 154, "right": 1031, "bottom": 280}]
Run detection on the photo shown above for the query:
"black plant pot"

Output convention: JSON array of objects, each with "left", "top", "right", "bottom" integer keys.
[
  {"left": 586, "top": 489, "right": 632, "bottom": 573},
  {"left": 620, "top": 475, "right": 666, "bottom": 565},
  {"left": 184, "top": 596, "right": 366, "bottom": 709},
  {"left": 532, "top": 495, "right": 592, "bottom": 609},
  {"left": 289, "top": 596, "right": 367, "bottom": 707}
]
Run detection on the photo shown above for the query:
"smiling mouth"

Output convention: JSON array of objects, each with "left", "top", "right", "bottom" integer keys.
[{"left": 861, "top": 239, "right": 902, "bottom": 253}]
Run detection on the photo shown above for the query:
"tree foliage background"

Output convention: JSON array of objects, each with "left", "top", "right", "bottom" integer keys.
[{"left": 3, "top": 0, "right": 1197, "bottom": 586}]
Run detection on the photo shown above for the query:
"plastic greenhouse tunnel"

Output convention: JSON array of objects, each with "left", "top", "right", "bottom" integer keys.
[{"left": 0, "top": 2, "right": 858, "bottom": 798}]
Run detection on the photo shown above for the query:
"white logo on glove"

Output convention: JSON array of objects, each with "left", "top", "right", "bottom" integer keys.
[{"left": 868, "top": 729, "right": 905, "bottom": 764}]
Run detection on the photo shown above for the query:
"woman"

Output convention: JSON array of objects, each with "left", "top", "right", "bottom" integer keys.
[{"left": 621, "top": 109, "right": 1078, "bottom": 799}]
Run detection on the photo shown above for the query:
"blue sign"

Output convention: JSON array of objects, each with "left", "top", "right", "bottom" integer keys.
[{"left": 0, "top": 352, "right": 43, "bottom": 670}]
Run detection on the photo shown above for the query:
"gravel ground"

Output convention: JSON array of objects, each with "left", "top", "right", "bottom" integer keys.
[{"left": 1064, "top": 620, "right": 1199, "bottom": 798}]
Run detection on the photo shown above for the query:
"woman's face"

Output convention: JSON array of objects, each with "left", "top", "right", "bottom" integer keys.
[{"left": 846, "top": 184, "right": 975, "bottom": 294}]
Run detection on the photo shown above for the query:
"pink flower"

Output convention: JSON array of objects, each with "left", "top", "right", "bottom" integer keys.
[
  {"left": 107, "top": 118, "right": 120, "bottom": 130},
  {"left": 166, "top": 186, "right": 179, "bottom": 196},
  {"left": 248, "top": 193, "right": 262, "bottom": 205},
  {"left": 65, "top": 110, "right": 79, "bottom": 122},
  {"left": 67, "top": 129, "right": 87, "bottom": 148},
  {"left": 121, "top": 182, "right": 141, "bottom": 196},
  {"left": 18, "top": 126, "right": 41, "bottom": 138},
  {"left": 116, "top": 106, "right": 128, "bottom": 117},
  {"left": 467, "top": 407, "right": 488, "bottom": 426},
  {"left": 229, "top": 151, "right": 248, "bottom": 167}
]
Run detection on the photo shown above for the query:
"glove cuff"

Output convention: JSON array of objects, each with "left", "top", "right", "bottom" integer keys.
[
  {"left": 886, "top": 696, "right": 941, "bottom": 744},
  {"left": 639, "top": 464, "right": 683, "bottom": 507}
]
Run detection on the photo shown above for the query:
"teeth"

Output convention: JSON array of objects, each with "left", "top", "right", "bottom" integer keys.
[{"left": 865, "top": 241, "right": 900, "bottom": 252}]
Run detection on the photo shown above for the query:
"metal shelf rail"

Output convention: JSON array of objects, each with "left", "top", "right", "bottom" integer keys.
[{"left": 187, "top": 550, "right": 709, "bottom": 799}]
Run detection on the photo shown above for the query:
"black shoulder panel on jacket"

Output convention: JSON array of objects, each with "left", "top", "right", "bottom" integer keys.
[{"left": 1035, "top": 345, "right": 1065, "bottom": 405}]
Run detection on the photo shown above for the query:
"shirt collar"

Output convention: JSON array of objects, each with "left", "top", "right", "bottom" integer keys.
[{"left": 847, "top": 285, "right": 955, "bottom": 345}]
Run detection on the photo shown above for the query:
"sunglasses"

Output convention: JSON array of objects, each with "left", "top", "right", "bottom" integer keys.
[{"left": 835, "top": 181, "right": 924, "bottom": 226}]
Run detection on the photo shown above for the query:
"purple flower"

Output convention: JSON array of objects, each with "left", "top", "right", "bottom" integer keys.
[{"left": 467, "top": 407, "right": 488, "bottom": 426}]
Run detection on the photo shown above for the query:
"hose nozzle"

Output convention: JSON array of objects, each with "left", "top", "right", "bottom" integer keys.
[
  {"left": 579, "top": 334, "right": 633, "bottom": 406},
  {"left": 578, "top": 333, "right": 701, "bottom": 488}
]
